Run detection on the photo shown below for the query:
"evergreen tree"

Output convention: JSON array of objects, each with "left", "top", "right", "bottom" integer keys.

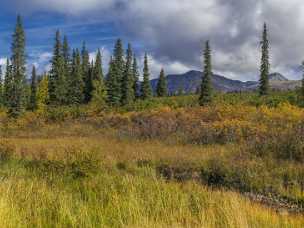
[
  {"left": 156, "top": 68, "right": 168, "bottom": 97},
  {"left": 141, "top": 53, "right": 152, "bottom": 100},
  {"left": 3, "top": 59, "right": 12, "bottom": 107},
  {"left": 106, "top": 57, "right": 120, "bottom": 106},
  {"left": 55, "top": 56, "right": 66, "bottom": 105},
  {"left": 82, "top": 42, "right": 91, "bottom": 103},
  {"left": 90, "top": 49, "right": 106, "bottom": 105},
  {"left": 259, "top": 23, "right": 270, "bottom": 96},
  {"left": 93, "top": 49, "right": 104, "bottom": 82},
  {"left": 0, "top": 66, "right": 3, "bottom": 106},
  {"left": 89, "top": 60, "right": 94, "bottom": 92},
  {"left": 62, "top": 35, "right": 71, "bottom": 92},
  {"left": 121, "top": 44, "right": 135, "bottom": 105},
  {"left": 62, "top": 36, "right": 70, "bottom": 67},
  {"left": 29, "top": 65, "right": 37, "bottom": 111},
  {"left": 113, "top": 39, "right": 124, "bottom": 102},
  {"left": 67, "top": 49, "right": 84, "bottom": 104},
  {"left": 49, "top": 30, "right": 66, "bottom": 105},
  {"left": 199, "top": 41, "right": 213, "bottom": 106},
  {"left": 132, "top": 55, "right": 140, "bottom": 98},
  {"left": 10, "top": 15, "right": 26, "bottom": 117}
]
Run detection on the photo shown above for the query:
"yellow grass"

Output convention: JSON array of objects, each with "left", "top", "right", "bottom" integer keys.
[{"left": 0, "top": 129, "right": 302, "bottom": 227}]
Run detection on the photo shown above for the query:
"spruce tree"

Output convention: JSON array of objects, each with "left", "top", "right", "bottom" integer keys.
[
  {"left": 62, "top": 36, "right": 70, "bottom": 67},
  {"left": 29, "top": 65, "right": 37, "bottom": 111},
  {"left": 106, "top": 57, "right": 120, "bottom": 106},
  {"left": 141, "top": 53, "right": 152, "bottom": 99},
  {"left": 93, "top": 49, "right": 104, "bottom": 82},
  {"left": 121, "top": 44, "right": 135, "bottom": 105},
  {"left": 55, "top": 56, "right": 66, "bottom": 105},
  {"left": 90, "top": 49, "right": 106, "bottom": 105},
  {"left": 10, "top": 15, "right": 26, "bottom": 117},
  {"left": 3, "top": 59, "right": 12, "bottom": 107},
  {"left": 89, "top": 60, "right": 94, "bottom": 91},
  {"left": 113, "top": 39, "right": 124, "bottom": 102},
  {"left": 68, "top": 49, "right": 84, "bottom": 104},
  {"left": 62, "top": 35, "right": 71, "bottom": 94},
  {"left": 259, "top": 23, "right": 270, "bottom": 96},
  {"left": 82, "top": 42, "right": 91, "bottom": 103},
  {"left": 0, "top": 66, "right": 3, "bottom": 106},
  {"left": 49, "top": 30, "right": 66, "bottom": 105},
  {"left": 132, "top": 55, "right": 140, "bottom": 98},
  {"left": 199, "top": 41, "right": 213, "bottom": 106},
  {"left": 156, "top": 68, "right": 168, "bottom": 97}
]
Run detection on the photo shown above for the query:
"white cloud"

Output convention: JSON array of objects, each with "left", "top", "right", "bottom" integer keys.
[
  {"left": 30, "top": 52, "right": 52, "bottom": 73},
  {"left": 14, "top": 0, "right": 116, "bottom": 15},
  {"left": 143, "top": 54, "right": 193, "bottom": 80},
  {"left": 0, "top": 58, "right": 7, "bottom": 66},
  {"left": 10, "top": 0, "right": 304, "bottom": 80}
]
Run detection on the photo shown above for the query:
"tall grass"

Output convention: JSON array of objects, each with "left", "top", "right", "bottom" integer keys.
[
  {"left": 0, "top": 155, "right": 302, "bottom": 227},
  {"left": 0, "top": 134, "right": 301, "bottom": 227}
]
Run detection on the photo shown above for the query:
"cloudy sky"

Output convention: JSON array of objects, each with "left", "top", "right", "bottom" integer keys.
[{"left": 0, "top": 0, "right": 304, "bottom": 81}]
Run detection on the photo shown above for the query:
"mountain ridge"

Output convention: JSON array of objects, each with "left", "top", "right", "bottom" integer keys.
[{"left": 150, "top": 70, "right": 300, "bottom": 94}]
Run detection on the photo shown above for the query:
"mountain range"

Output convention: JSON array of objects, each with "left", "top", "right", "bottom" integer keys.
[{"left": 150, "top": 70, "right": 301, "bottom": 94}]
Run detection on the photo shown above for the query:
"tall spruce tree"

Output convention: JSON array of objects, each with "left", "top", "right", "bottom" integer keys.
[
  {"left": 0, "top": 66, "right": 3, "bottom": 106},
  {"left": 10, "top": 15, "right": 26, "bottom": 117},
  {"left": 199, "top": 41, "right": 213, "bottom": 106},
  {"left": 62, "top": 35, "right": 71, "bottom": 91},
  {"left": 156, "top": 68, "right": 168, "bottom": 97},
  {"left": 49, "top": 30, "right": 66, "bottom": 105},
  {"left": 259, "top": 23, "right": 270, "bottom": 96},
  {"left": 90, "top": 49, "right": 106, "bottom": 104},
  {"left": 3, "top": 59, "right": 12, "bottom": 107},
  {"left": 82, "top": 42, "right": 91, "bottom": 103},
  {"left": 29, "top": 65, "right": 37, "bottom": 111},
  {"left": 132, "top": 55, "right": 140, "bottom": 98},
  {"left": 106, "top": 57, "right": 120, "bottom": 106},
  {"left": 121, "top": 44, "right": 135, "bottom": 105},
  {"left": 67, "top": 49, "right": 84, "bottom": 104},
  {"left": 93, "top": 49, "right": 104, "bottom": 82},
  {"left": 141, "top": 53, "right": 152, "bottom": 99},
  {"left": 62, "top": 36, "right": 70, "bottom": 67},
  {"left": 113, "top": 39, "right": 124, "bottom": 102}
]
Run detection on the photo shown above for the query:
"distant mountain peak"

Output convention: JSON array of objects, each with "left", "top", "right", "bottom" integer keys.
[{"left": 269, "top": 72, "right": 288, "bottom": 81}]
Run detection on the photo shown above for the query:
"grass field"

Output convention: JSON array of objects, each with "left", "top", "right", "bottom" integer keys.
[
  {"left": 0, "top": 92, "right": 304, "bottom": 227},
  {"left": 0, "top": 126, "right": 302, "bottom": 227}
]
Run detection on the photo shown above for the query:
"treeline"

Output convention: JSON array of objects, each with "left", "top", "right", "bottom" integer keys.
[
  {"left": 0, "top": 17, "right": 303, "bottom": 117},
  {"left": 0, "top": 16, "right": 169, "bottom": 117}
]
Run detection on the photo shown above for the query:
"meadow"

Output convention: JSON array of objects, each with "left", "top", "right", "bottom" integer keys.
[{"left": 0, "top": 91, "right": 304, "bottom": 227}]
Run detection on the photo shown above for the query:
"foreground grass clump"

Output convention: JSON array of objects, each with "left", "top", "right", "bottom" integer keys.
[{"left": 0, "top": 148, "right": 302, "bottom": 228}]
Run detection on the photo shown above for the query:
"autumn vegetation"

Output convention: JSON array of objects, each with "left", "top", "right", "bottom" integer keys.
[
  {"left": 0, "top": 90, "right": 302, "bottom": 226},
  {"left": 0, "top": 15, "right": 303, "bottom": 227}
]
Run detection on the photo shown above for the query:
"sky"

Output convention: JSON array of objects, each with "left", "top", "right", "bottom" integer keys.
[{"left": 0, "top": 0, "right": 304, "bottom": 81}]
